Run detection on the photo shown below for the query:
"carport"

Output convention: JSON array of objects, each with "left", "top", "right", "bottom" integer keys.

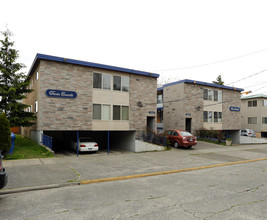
[{"left": 43, "top": 130, "right": 136, "bottom": 155}]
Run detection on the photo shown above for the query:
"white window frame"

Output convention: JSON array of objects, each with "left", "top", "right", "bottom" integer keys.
[
  {"left": 214, "top": 111, "right": 222, "bottom": 123},
  {"left": 34, "top": 101, "right": 38, "bottom": 113},
  {"left": 35, "top": 72, "right": 39, "bottom": 82},
  {"left": 248, "top": 117, "right": 257, "bottom": 124}
]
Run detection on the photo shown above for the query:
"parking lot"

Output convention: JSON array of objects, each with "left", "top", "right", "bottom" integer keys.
[{"left": 1, "top": 141, "right": 267, "bottom": 219}]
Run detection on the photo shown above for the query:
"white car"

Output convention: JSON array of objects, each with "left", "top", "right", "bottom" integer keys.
[
  {"left": 71, "top": 137, "right": 99, "bottom": 152},
  {"left": 241, "top": 129, "right": 256, "bottom": 137}
]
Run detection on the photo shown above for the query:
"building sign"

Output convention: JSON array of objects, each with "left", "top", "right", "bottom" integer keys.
[
  {"left": 46, "top": 89, "right": 77, "bottom": 99},
  {"left": 230, "top": 106, "right": 240, "bottom": 112},
  {"left": 149, "top": 111, "right": 155, "bottom": 114},
  {"left": 185, "top": 113, "right": 191, "bottom": 116}
]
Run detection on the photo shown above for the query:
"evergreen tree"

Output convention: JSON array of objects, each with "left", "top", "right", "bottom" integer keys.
[
  {"left": 0, "top": 113, "right": 11, "bottom": 154},
  {"left": 212, "top": 74, "right": 224, "bottom": 85},
  {"left": 0, "top": 29, "right": 36, "bottom": 127}
]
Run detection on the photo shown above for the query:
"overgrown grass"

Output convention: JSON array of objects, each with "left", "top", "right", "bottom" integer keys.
[{"left": 4, "top": 135, "right": 54, "bottom": 160}]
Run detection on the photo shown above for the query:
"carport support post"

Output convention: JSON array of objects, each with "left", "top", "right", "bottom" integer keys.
[
  {"left": 77, "top": 131, "right": 79, "bottom": 157},
  {"left": 108, "top": 131, "right": 110, "bottom": 155}
]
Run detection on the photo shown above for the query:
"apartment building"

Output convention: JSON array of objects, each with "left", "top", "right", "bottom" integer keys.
[
  {"left": 241, "top": 94, "right": 267, "bottom": 137},
  {"left": 22, "top": 54, "right": 159, "bottom": 152},
  {"left": 157, "top": 79, "right": 244, "bottom": 143}
]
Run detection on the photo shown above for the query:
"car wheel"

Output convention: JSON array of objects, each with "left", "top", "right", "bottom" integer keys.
[{"left": 174, "top": 142, "right": 179, "bottom": 148}]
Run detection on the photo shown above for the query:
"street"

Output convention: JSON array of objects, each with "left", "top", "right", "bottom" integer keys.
[{"left": 0, "top": 142, "right": 267, "bottom": 219}]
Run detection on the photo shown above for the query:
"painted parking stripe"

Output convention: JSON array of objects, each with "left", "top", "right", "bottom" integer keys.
[{"left": 80, "top": 157, "right": 267, "bottom": 185}]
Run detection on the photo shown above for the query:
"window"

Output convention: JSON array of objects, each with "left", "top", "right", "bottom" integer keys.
[
  {"left": 122, "top": 76, "right": 129, "bottom": 91},
  {"left": 203, "top": 89, "right": 208, "bottom": 100},
  {"left": 93, "top": 73, "right": 102, "bottom": 89},
  {"left": 102, "top": 105, "right": 110, "bottom": 120},
  {"left": 35, "top": 72, "right": 39, "bottom": 82},
  {"left": 203, "top": 111, "right": 208, "bottom": 122},
  {"left": 204, "top": 111, "right": 212, "bottom": 122},
  {"left": 113, "top": 75, "right": 129, "bottom": 92},
  {"left": 172, "top": 131, "right": 178, "bottom": 136},
  {"left": 93, "top": 73, "right": 111, "bottom": 90},
  {"left": 208, "top": 90, "right": 213, "bottom": 101},
  {"left": 113, "top": 105, "right": 129, "bottom": 120},
  {"left": 214, "top": 90, "right": 222, "bottom": 102},
  {"left": 113, "top": 105, "right": 121, "bottom": 120},
  {"left": 262, "top": 117, "right": 267, "bottom": 124},
  {"left": 113, "top": 76, "right": 121, "bottom": 91},
  {"left": 103, "top": 74, "right": 111, "bottom": 90},
  {"left": 30, "top": 105, "right": 33, "bottom": 112},
  {"left": 93, "top": 104, "right": 111, "bottom": 120},
  {"left": 93, "top": 104, "right": 101, "bottom": 119},
  {"left": 248, "top": 117, "right": 257, "bottom": 124},
  {"left": 214, "top": 112, "right": 222, "bottom": 123},
  {"left": 263, "top": 100, "right": 267, "bottom": 107},
  {"left": 248, "top": 100, "right": 257, "bottom": 107},
  {"left": 122, "top": 106, "right": 129, "bottom": 120},
  {"left": 157, "top": 94, "right": 163, "bottom": 103},
  {"left": 34, "top": 101, "right": 38, "bottom": 113}
]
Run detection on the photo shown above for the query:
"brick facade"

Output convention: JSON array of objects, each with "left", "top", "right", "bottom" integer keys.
[
  {"left": 22, "top": 54, "right": 158, "bottom": 138},
  {"left": 159, "top": 80, "right": 243, "bottom": 135}
]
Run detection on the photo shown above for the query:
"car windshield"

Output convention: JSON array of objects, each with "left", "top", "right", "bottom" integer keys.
[{"left": 180, "top": 131, "right": 193, "bottom": 137}]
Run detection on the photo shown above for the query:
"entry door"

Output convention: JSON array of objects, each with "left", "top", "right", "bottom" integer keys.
[
  {"left": 147, "top": 116, "right": 155, "bottom": 133},
  {"left": 186, "top": 118, "right": 192, "bottom": 133}
]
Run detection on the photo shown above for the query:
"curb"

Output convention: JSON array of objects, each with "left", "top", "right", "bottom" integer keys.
[{"left": 0, "top": 182, "right": 79, "bottom": 195}]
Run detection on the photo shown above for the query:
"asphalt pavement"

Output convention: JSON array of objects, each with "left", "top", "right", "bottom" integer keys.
[{"left": 1, "top": 141, "right": 267, "bottom": 195}]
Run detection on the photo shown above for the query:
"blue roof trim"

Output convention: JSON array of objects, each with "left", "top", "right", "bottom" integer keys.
[
  {"left": 28, "top": 53, "right": 159, "bottom": 78},
  {"left": 163, "top": 79, "right": 244, "bottom": 92}
]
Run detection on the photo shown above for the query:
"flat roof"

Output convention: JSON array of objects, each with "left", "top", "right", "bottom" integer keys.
[
  {"left": 28, "top": 53, "right": 160, "bottom": 78},
  {"left": 241, "top": 94, "right": 267, "bottom": 99},
  {"left": 158, "top": 79, "right": 244, "bottom": 92}
]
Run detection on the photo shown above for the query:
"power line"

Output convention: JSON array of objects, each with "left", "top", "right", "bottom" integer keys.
[
  {"left": 152, "top": 48, "right": 267, "bottom": 72},
  {"left": 226, "top": 68, "right": 267, "bottom": 86}
]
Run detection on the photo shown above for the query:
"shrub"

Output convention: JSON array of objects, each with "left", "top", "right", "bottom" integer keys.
[
  {"left": 0, "top": 113, "right": 11, "bottom": 155},
  {"left": 196, "top": 128, "right": 225, "bottom": 143}
]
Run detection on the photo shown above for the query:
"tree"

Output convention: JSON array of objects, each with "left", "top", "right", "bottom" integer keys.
[
  {"left": 0, "top": 29, "right": 36, "bottom": 127},
  {"left": 212, "top": 74, "right": 224, "bottom": 85},
  {"left": 0, "top": 113, "right": 11, "bottom": 154}
]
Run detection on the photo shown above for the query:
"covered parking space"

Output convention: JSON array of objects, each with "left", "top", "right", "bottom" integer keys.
[{"left": 43, "top": 130, "right": 136, "bottom": 155}]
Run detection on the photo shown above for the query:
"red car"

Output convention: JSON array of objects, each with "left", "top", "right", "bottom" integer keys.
[{"left": 163, "top": 129, "right": 197, "bottom": 148}]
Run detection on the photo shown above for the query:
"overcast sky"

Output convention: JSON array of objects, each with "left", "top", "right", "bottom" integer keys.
[{"left": 1, "top": 0, "right": 267, "bottom": 95}]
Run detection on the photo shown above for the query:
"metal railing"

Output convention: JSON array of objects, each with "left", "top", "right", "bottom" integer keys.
[
  {"left": 138, "top": 131, "right": 167, "bottom": 146},
  {"left": 42, "top": 134, "right": 52, "bottom": 150}
]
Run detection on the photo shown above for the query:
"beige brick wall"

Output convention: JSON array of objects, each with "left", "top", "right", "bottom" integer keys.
[
  {"left": 184, "top": 83, "right": 204, "bottom": 133},
  {"left": 39, "top": 60, "right": 93, "bottom": 130},
  {"left": 163, "top": 83, "right": 185, "bottom": 130},
  {"left": 129, "top": 74, "right": 157, "bottom": 134},
  {"left": 222, "top": 89, "right": 242, "bottom": 130},
  {"left": 162, "top": 82, "right": 242, "bottom": 135}
]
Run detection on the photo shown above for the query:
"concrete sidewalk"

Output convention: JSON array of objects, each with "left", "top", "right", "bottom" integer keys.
[{"left": 1, "top": 142, "right": 267, "bottom": 195}]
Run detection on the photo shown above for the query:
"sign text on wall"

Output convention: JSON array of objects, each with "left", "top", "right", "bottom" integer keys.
[{"left": 46, "top": 89, "right": 77, "bottom": 99}]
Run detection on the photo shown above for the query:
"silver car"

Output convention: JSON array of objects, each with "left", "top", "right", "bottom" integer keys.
[{"left": 241, "top": 129, "right": 256, "bottom": 137}]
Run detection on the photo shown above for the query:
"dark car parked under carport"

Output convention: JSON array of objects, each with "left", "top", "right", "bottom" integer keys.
[{"left": 0, "top": 151, "right": 8, "bottom": 189}]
